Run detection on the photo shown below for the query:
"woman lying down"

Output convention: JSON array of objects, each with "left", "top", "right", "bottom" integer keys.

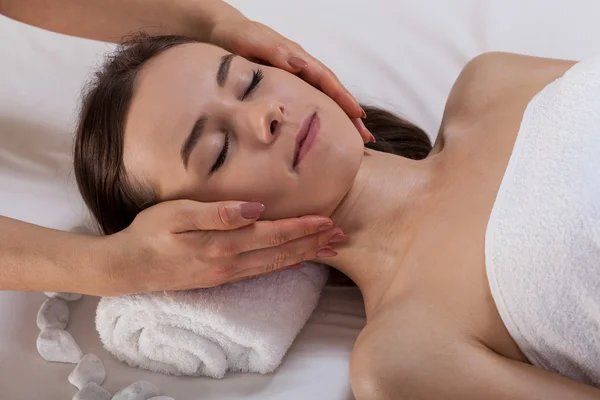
[{"left": 73, "top": 34, "right": 600, "bottom": 399}]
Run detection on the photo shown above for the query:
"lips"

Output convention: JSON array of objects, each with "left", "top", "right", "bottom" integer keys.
[{"left": 293, "top": 112, "right": 320, "bottom": 169}]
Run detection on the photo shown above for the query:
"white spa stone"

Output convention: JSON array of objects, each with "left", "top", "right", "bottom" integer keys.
[
  {"left": 69, "top": 353, "right": 106, "bottom": 389},
  {"left": 111, "top": 381, "right": 160, "bottom": 400},
  {"left": 37, "top": 297, "right": 69, "bottom": 330},
  {"left": 36, "top": 328, "right": 83, "bottom": 363},
  {"left": 73, "top": 382, "right": 112, "bottom": 400}
]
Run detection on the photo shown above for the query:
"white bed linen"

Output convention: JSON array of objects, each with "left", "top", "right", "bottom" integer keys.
[{"left": 2, "top": 0, "right": 600, "bottom": 399}]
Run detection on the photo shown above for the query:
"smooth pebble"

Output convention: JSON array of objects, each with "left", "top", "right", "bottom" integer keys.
[
  {"left": 69, "top": 353, "right": 106, "bottom": 389},
  {"left": 111, "top": 381, "right": 160, "bottom": 400},
  {"left": 37, "top": 297, "right": 69, "bottom": 330},
  {"left": 36, "top": 328, "right": 83, "bottom": 363},
  {"left": 73, "top": 382, "right": 111, "bottom": 400}
]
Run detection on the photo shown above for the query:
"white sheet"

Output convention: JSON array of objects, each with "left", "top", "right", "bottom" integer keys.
[{"left": 2, "top": 0, "right": 600, "bottom": 399}]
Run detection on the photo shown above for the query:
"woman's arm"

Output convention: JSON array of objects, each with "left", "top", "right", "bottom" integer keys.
[
  {"left": 0, "top": 0, "right": 236, "bottom": 43},
  {"left": 352, "top": 326, "right": 600, "bottom": 400},
  {"left": 457, "top": 346, "right": 600, "bottom": 400}
]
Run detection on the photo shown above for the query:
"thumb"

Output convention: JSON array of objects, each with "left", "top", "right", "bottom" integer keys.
[{"left": 167, "top": 200, "right": 265, "bottom": 233}]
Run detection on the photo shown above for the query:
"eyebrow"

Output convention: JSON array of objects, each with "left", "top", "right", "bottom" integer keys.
[
  {"left": 217, "top": 53, "right": 235, "bottom": 87},
  {"left": 181, "top": 116, "right": 206, "bottom": 169}
]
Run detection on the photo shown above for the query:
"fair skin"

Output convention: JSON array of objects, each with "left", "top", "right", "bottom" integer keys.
[
  {"left": 123, "top": 44, "right": 600, "bottom": 399},
  {"left": 0, "top": 0, "right": 373, "bottom": 295}
]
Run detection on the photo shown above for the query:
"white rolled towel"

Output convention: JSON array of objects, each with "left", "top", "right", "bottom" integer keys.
[{"left": 96, "top": 263, "right": 328, "bottom": 379}]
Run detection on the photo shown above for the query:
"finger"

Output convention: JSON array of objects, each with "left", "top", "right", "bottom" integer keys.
[
  {"left": 227, "top": 237, "right": 341, "bottom": 283},
  {"left": 164, "top": 199, "right": 266, "bottom": 233},
  {"left": 352, "top": 118, "right": 376, "bottom": 144},
  {"left": 232, "top": 226, "right": 345, "bottom": 269},
  {"left": 230, "top": 24, "right": 297, "bottom": 72},
  {"left": 229, "top": 246, "right": 336, "bottom": 283},
  {"left": 210, "top": 215, "right": 335, "bottom": 255}
]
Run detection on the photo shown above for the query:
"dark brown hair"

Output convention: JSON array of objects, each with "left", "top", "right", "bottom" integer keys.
[{"left": 74, "top": 34, "right": 431, "bottom": 235}]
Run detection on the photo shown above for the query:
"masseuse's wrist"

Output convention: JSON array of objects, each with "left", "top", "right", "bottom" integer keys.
[
  {"left": 86, "top": 233, "right": 133, "bottom": 296},
  {"left": 52, "top": 233, "right": 115, "bottom": 296},
  {"left": 52, "top": 232, "right": 126, "bottom": 297}
]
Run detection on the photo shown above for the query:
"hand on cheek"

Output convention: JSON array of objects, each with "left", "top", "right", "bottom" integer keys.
[{"left": 352, "top": 118, "right": 376, "bottom": 143}]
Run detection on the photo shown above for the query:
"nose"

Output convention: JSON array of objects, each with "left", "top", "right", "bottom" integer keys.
[{"left": 237, "top": 100, "right": 284, "bottom": 145}]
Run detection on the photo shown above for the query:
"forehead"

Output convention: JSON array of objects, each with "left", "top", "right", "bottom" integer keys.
[
  {"left": 122, "top": 43, "right": 228, "bottom": 189},
  {"left": 127, "top": 42, "right": 228, "bottom": 127},
  {"left": 136, "top": 42, "right": 228, "bottom": 91}
]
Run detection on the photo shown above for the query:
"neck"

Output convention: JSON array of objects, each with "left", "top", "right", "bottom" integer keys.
[{"left": 316, "top": 149, "right": 438, "bottom": 316}]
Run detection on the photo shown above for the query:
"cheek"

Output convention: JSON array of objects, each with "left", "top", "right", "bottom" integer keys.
[
  {"left": 267, "top": 69, "right": 322, "bottom": 102},
  {"left": 182, "top": 164, "right": 289, "bottom": 207},
  {"left": 217, "top": 162, "right": 293, "bottom": 213}
]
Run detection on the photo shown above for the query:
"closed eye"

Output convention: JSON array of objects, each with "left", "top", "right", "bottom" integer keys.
[
  {"left": 242, "top": 69, "right": 263, "bottom": 100},
  {"left": 210, "top": 132, "right": 229, "bottom": 174}
]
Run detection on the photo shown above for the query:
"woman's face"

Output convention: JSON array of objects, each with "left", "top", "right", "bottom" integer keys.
[{"left": 123, "top": 43, "right": 364, "bottom": 219}]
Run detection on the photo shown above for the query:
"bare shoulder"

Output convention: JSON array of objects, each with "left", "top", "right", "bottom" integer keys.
[
  {"left": 443, "top": 52, "right": 578, "bottom": 125},
  {"left": 349, "top": 297, "right": 600, "bottom": 400},
  {"left": 349, "top": 301, "right": 469, "bottom": 400}
]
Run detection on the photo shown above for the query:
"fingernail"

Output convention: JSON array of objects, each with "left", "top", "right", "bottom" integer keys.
[
  {"left": 329, "top": 234, "right": 349, "bottom": 244},
  {"left": 240, "top": 202, "right": 265, "bottom": 219},
  {"left": 356, "top": 119, "right": 375, "bottom": 143},
  {"left": 317, "top": 222, "right": 333, "bottom": 232},
  {"left": 317, "top": 247, "right": 338, "bottom": 257},
  {"left": 288, "top": 56, "right": 308, "bottom": 69},
  {"left": 361, "top": 108, "right": 367, "bottom": 119}
]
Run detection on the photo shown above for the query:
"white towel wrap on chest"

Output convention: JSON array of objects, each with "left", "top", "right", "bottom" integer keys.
[{"left": 485, "top": 55, "right": 600, "bottom": 386}]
